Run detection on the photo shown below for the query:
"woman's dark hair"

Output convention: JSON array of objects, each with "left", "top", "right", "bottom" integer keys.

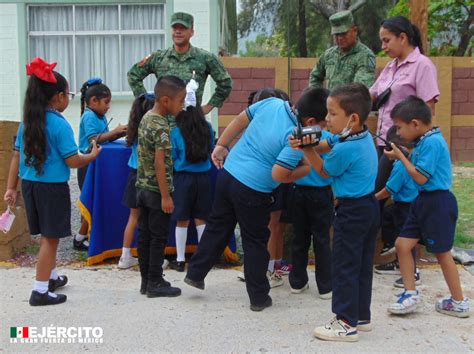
[
  {"left": 175, "top": 105, "right": 212, "bottom": 163},
  {"left": 126, "top": 94, "right": 155, "bottom": 147},
  {"left": 381, "top": 16, "right": 424, "bottom": 54},
  {"left": 247, "top": 87, "right": 290, "bottom": 107},
  {"left": 80, "top": 79, "right": 111, "bottom": 116},
  {"left": 23, "top": 71, "right": 68, "bottom": 175}
]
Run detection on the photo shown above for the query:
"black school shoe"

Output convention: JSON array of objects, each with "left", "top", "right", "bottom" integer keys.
[
  {"left": 146, "top": 279, "right": 181, "bottom": 298},
  {"left": 184, "top": 276, "right": 205, "bottom": 290},
  {"left": 48, "top": 275, "right": 68, "bottom": 292},
  {"left": 250, "top": 296, "right": 272, "bottom": 312},
  {"left": 140, "top": 277, "right": 171, "bottom": 295},
  {"left": 73, "top": 238, "right": 89, "bottom": 251},
  {"left": 169, "top": 260, "right": 185, "bottom": 272},
  {"left": 29, "top": 291, "right": 67, "bottom": 306}
]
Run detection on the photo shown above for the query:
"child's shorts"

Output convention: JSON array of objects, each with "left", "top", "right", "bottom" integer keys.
[
  {"left": 121, "top": 168, "right": 138, "bottom": 209},
  {"left": 270, "top": 183, "right": 293, "bottom": 223},
  {"left": 77, "top": 165, "right": 89, "bottom": 191},
  {"left": 172, "top": 170, "right": 212, "bottom": 221},
  {"left": 400, "top": 190, "right": 458, "bottom": 253},
  {"left": 21, "top": 180, "right": 71, "bottom": 238}
]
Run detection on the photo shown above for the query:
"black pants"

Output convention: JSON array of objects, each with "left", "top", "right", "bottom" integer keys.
[
  {"left": 376, "top": 147, "right": 394, "bottom": 218},
  {"left": 186, "top": 169, "right": 274, "bottom": 306},
  {"left": 381, "top": 202, "right": 411, "bottom": 245},
  {"left": 136, "top": 188, "right": 170, "bottom": 282},
  {"left": 289, "top": 185, "right": 333, "bottom": 294},
  {"left": 332, "top": 195, "right": 380, "bottom": 327}
]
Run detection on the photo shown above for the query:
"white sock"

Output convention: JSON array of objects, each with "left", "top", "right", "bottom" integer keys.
[
  {"left": 405, "top": 289, "right": 418, "bottom": 295},
  {"left": 33, "top": 280, "right": 48, "bottom": 294},
  {"left": 122, "top": 247, "right": 131, "bottom": 258},
  {"left": 196, "top": 224, "right": 206, "bottom": 243},
  {"left": 48, "top": 291, "right": 58, "bottom": 298},
  {"left": 275, "top": 258, "right": 282, "bottom": 268},
  {"left": 50, "top": 268, "right": 58, "bottom": 280},
  {"left": 75, "top": 233, "right": 87, "bottom": 242},
  {"left": 268, "top": 259, "right": 275, "bottom": 273},
  {"left": 175, "top": 227, "right": 187, "bottom": 262}
]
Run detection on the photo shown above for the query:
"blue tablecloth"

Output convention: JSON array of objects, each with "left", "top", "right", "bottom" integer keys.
[{"left": 79, "top": 140, "right": 237, "bottom": 265}]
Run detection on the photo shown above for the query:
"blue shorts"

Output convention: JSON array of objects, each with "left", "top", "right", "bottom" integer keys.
[
  {"left": 172, "top": 171, "right": 212, "bottom": 221},
  {"left": 400, "top": 190, "right": 458, "bottom": 253},
  {"left": 121, "top": 168, "right": 138, "bottom": 209}
]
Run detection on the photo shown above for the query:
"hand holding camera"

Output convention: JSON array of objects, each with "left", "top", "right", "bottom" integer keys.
[{"left": 293, "top": 124, "right": 322, "bottom": 148}]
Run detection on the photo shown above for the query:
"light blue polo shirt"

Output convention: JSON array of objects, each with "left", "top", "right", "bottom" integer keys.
[
  {"left": 386, "top": 160, "right": 418, "bottom": 202},
  {"left": 171, "top": 122, "right": 215, "bottom": 172},
  {"left": 411, "top": 127, "right": 452, "bottom": 191},
  {"left": 295, "top": 129, "right": 333, "bottom": 187},
  {"left": 79, "top": 108, "right": 109, "bottom": 153},
  {"left": 14, "top": 110, "right": 78, "bottom": 183},
  {"left": 128, "top": 141, "right": 138, "bottom": 170},
  {"left": 224, "top": 98, "right": 303, "bottom": 193},
  {"left": 323, "top": 128, "right": 378, "bottom": 198}
]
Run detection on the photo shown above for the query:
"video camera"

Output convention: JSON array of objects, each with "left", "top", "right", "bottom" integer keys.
[{"left": 294, "top": 123, "right": 322, "bottom": 148}]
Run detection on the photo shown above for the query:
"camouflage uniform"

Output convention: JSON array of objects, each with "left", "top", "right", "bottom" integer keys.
[
  {"left": 127, "top": 45, "right": 232, "bottom": 108},
  {"left": 309, "top": 10, "right": 375, "bottom": 90},
  {"left": 136, "top": 111, "right": 174, "bottom": 195},
  {"left": 309, "top": 41, "right": 376, "bottom": 90}
]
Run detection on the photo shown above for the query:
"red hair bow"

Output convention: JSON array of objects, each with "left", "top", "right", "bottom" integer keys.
[{"left": 26, "top": 57, "right": 57, "bottom": 83}]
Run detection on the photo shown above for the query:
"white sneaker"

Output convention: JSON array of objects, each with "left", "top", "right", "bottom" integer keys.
[
  {"left": 290, "top": 283, "right": 309, "bottom": 294},
  {"left": 319, "top": 291, "right": 332, "bottom": 300},
  {"left": 237, "top": 265, "right": 245, "bottom": 281},
  {"left": 357, "top": 320, "right": 372, "bottom": 332},
  {"left": 313, "top": 317, "right": 359, "bottom": 342},
  {"left": 435, "top": 297, "right": 470, "bottom": 318},
  {"left": 267, "top": 271, "right": 284, "bottom": 288},
  {"left": 388, "top": 290, "right": 420, "bottom": 315},
  {"left": 162, "top": 259, "right": 169, "bottom": 269},
  {"left": 118, "top": 256, "right": 138, "bottom": 269}
]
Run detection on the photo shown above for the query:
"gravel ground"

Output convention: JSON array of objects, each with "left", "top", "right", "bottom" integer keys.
[{"left": 0, "top": 266, "right": 473, "bottom": 352}]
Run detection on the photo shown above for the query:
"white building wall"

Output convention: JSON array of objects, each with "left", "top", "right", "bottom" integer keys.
[{"left": 0, "top": 4, "right": 21, "bottom": 121}]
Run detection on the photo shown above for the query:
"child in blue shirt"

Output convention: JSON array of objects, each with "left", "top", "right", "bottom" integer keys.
[
  {"left": 168, "top": 80, "right": 215, "bottom": 272},
  {"left": 288, "top": 87, "right": 334, "bottom": 299},
  {"left": 185, "top": 89, "right": 310, "bottom": 312},
  {"left": 374, "top": 126, "right": 420, "bottom": 287},
  {"left": 291, "top": 83, "right": 379, "bottom": 342},
  {"left": 75, "top": 78, "right": 127, "bottom": 251},
  {"left": 385, "top": 95, "right": 470, "bottom": 318},
  {"left": 118, "top": 93, "right": 155, "bottom": 269},
  {"left": 3, "top": 57, "right": 101, "bottom": 306}
]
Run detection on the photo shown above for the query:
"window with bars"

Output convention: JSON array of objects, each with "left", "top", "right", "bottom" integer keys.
[{"left": 28, "top": 4, "right": 166, "bottom": 93}]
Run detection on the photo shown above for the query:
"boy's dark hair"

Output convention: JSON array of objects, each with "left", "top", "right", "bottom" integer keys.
[
  {"left": 80, "top": 79, "right": 111, "bottom": 116},
  {"left": 386, "top": 125, "right": 411, "bottom": 149},
  {"left": 247, "top": 87, "right": 290, "bottom": 107},
  {"left": 381, "top": 16, "right": 424, "bottom": 54},
  {"left": 296, "top": 87, "right": 329, "bottom": 123},
  {"left": 155, "top": 75, "right": 186, "bottom": 99},
  {"left": 329, "top": 83, "right": 372, "bottom": 123},
  {"left": 391, "top": 95, "right": 431, "bottom": 124},
  {"left": 126, "top": 93, "right": 155, "bottom": 147},
  {"left": 175, "top": 105, "right": 212, "bottom": 163},
  {"left": 23, "top": 71, "right": 68, "bottom": 175}
]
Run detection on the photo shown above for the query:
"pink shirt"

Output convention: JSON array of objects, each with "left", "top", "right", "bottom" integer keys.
[{"left": 370, "top": 47, "right": 439, "bottom": 146}]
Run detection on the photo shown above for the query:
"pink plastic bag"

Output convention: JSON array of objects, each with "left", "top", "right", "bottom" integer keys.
[{"left": 0, "top": 206, "right": 16, "bottom": 233}]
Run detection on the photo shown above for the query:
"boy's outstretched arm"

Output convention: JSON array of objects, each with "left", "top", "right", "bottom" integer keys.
[
  {"left": 375, "top": 187, "right": 391, "bottom": 200},
  {"left": 272, "top": 158, "right": 310, "bottom": 183},
  {"left": 302, "top": 147, "right": 330, "bottom": 179},
  {"left": 155, "top": 149, "right": 174, "bottom": 214},
  {"left": 385, "top": 143, "right": 428, "bottom": 185}
]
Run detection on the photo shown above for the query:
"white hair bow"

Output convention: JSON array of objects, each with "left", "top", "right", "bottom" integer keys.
[{"left": 185, "top": 78, "right": 199, "bottom": 108}]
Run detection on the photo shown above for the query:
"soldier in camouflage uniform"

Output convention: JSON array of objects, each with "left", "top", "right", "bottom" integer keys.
[
  {"left": 309, "top": 10, "right": 375, "bottom": 90},
  {"left": 135, "top": 75, "right": 186, "bottom": 298},
  {"left": 128, "top": 12, "right": 232, "bottom": 116}
]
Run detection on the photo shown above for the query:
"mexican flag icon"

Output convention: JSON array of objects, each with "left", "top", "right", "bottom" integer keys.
[{"left": 10, "top": 327, "right": 29, "bottom": 338}]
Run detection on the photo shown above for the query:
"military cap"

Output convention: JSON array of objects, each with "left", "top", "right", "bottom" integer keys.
[
  {"left": 171, "top": 12, "right": 194, "bottom": 29},
  {"left": 329, "top": 10, "right": 354, "bottom": 35}
]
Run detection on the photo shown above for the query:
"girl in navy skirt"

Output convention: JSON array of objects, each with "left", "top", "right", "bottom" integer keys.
[{"left": 3, "top": 58, "right": 101, "bottom": 306}]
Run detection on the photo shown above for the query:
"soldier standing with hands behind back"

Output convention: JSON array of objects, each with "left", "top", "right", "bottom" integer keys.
[{"left": 127, "top": 12, "right": 232, "bottom": 116}]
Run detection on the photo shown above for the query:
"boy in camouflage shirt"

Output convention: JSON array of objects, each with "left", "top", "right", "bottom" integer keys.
[{"left": 136, "top": 75, "right": 186, "bottom": 298}]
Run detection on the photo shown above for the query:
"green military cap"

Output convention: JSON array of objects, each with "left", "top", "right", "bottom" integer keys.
[
  {"left": 171, "top": 12, "right": 194, "bottom": 29},
  {"left": 329, "top": 10, "right": 354, "bottom": 35}
]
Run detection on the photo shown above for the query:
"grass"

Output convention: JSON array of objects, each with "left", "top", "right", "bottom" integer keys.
[
  {"left": 452, "top": 164, "right": 474, "bottom": 249},
  {"left": 24, "top": 243, "right": 40, "bottom": 255}
]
